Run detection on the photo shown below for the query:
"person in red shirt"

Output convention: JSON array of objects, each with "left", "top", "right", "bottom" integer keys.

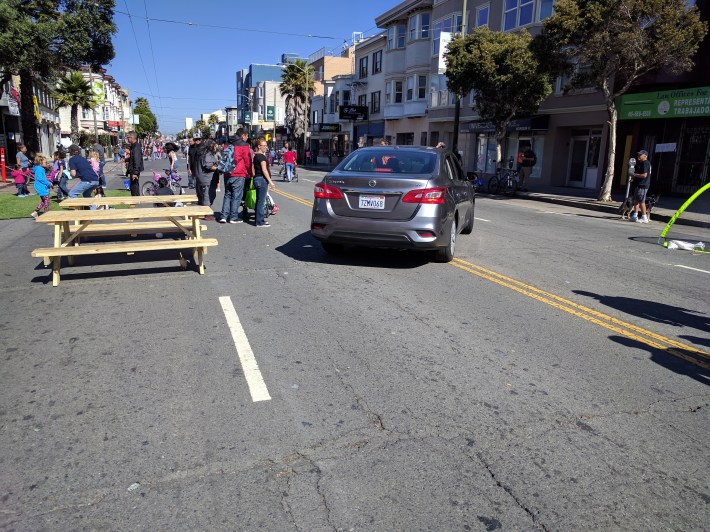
[{"left": 283, "top": 147, "right": 297, "bottom": 182}]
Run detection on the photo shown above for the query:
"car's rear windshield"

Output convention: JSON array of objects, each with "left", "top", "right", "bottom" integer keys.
[{"left": 337, "top": 149, "right": 437, "bottom": 174}]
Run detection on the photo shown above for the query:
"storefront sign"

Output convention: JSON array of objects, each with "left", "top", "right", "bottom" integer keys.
[
  {"left": 339, "top": 105, "right": 368, "bottom": 120},
  {"left": 319, "top": 123, "right": 341, "bottom": 132},
  {"left": 617, "top": 86, "right": 710, "bottom": 120},
  {"left": 266, "top": 106, "right": 274, "bottom": 121},
  {"left": 92, "top": 80, "right": 105, "bottom": 104},
  {"left": 655, "top": 143, "right": 677, "bottom": 153},
  {"left": 463, "top": 115, "right": 549, "bottom": 133}
]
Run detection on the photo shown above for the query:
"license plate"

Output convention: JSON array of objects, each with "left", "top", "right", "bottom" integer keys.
[{"left": 359, "top": 195, "right": 385, "bottom": 209}]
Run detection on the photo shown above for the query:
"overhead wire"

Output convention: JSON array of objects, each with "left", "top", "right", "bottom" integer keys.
[{"left": 142, "top": 0, "right": 166, "bottom": 128}]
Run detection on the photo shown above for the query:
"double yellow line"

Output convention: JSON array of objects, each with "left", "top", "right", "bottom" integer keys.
[
  {"left": 274, "top": 188, "right": 312, "bottom": 208},
  {"left": 451, "top": 258, "right": 710, "bottom": 370}
]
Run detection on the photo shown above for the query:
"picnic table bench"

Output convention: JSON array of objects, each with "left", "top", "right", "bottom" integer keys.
[
  {"left": 31, "top": 204, "right": 218, "bottom": 286},
  {"left": 59, "top": 194, "right": 197, "bottom": 209}
]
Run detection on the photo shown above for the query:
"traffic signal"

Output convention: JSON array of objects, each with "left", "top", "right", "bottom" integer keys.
[{"left": 251, "top": 131, "right": 256, "bottom": 139}]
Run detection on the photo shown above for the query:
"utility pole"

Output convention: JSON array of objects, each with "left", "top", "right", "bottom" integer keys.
[
  {"left": 303, "top": 67, "right": 309, "bottom": 165},
  {"left": 452, "top": 0, "right": 468, "bottom": 155}
]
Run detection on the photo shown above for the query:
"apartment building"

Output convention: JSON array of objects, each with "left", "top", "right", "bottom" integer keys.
[
  {"left": 305, "top": 46, "right": 355, "bottom": 161},
  {"left": 57, "top": 68, "right": 131, "bottom": 146},
  {"left": 351, "top": 33, "right": 387, "bottom": 150},
  {"left": 376, "top": 0, "right": 433, "bottom": 147}
]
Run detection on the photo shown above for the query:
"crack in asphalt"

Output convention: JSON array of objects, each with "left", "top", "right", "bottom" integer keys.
[{"left": 476, "top": 451, "right": 548, "bottom": 531}]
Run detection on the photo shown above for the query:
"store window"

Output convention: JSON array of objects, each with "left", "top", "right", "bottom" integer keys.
[
  {"left": 420, "top": 132, "right": 428, "bottom": 146},
  {"left": 396, "top": 132, "right": 415, "bottom": 145}
]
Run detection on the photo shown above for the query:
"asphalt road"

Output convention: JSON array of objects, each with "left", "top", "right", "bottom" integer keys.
[{"left": 1, "top": 159, "right": 708, "bottom": 530}]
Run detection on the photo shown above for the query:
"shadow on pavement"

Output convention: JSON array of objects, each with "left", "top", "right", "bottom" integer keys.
[
  {"left": 609, "top": 335, "right": 709, "bottom": 386},
  {"left": 275, "top": 231, "right": 432, "bottom": 269},
  {"left": 573, "top": 290, "right": 710, "bottom": 333}
]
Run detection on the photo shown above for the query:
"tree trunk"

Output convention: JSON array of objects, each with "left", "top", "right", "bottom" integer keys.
[
  {"left": 598, "top": 100, "right": 617, "bottom": 202},
  {"left": 19, "top": 69, "right": 40, "bottom": 152},
  {"left": 495, "top": 126, "right": 506, "bottom": 170},
  {"left": 70, "top": 105, "right": 79, "bottom": 144}
]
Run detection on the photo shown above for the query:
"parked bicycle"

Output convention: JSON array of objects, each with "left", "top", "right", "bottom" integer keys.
[
  {"left": 141, "top": 169, "right": 184, "bottom": 196},
  {"left": 487, "top": 168, "right": 520, "bottom": 195}
]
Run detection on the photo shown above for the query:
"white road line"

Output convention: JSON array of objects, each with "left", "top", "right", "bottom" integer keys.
[
  {"left": 675, "top": 264, "right": 710, "bottom": 274},
  {"left": 301, "top": 177, "right": 317, "bottom": 183},
  {"left": 474, "top": 217, "right": 491, "bottom": 222},
  {"left": 218, "top": 296, "right": 272, "bottom": 402}
]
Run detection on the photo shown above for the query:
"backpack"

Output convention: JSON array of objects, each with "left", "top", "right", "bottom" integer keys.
[{"left": 217, "top": 144, "right": 236, "bottom": 174}]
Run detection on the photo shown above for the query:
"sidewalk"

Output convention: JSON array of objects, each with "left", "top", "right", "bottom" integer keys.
[{"left": 301, "top": 164, "right": 708, "bottom": 229}]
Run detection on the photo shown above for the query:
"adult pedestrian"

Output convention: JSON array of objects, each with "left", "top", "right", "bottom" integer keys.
[
  {"left": 186, "top": 135, "right": 197, "bottom": 189},
  {"left": 126, "top": 131, "right": 144, "bottom": 196},
  {"left": 192, "top": 138, "right": 218, "bottom": 218},
  {"left": 283, "top": 146, "right": 297, "bottom": 182},
  {"left": 92, "top": 141, "right": 106, "bottom": 186},
  {"left": 67, "top": 144, "right": 99, "bottom": 198},
  {"left": 16, "top": 143, "right": 29, "bottom": 170},
  {"left": 112, "top": 144, "right": 120, "bottom": 163},
  {"left": 629, "top": 149, "right": 651, "bottom": 223},
  {"left": 219, "top": 128, "right": 253, "bottom": 224},
  {"left": 253, "top": 137, "right": 276, "bottom": 227},
  {"left": 519, "top": 146, "right": 536, "bottom": 192},
  {"left": 209, "top": 141, "right": 221, "bottom": 204},
  {"left": 165, "top": 142, "right": 179, "bottom": 175}
]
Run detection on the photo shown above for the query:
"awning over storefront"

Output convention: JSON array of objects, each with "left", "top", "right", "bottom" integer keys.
[{"left": 462, "top": 115, "right": 549, "bottom": 134}]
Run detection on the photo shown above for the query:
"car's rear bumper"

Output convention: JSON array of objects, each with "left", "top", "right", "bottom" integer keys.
[{"left": 311, "top": 204, "right": 449, "bottom": 249}]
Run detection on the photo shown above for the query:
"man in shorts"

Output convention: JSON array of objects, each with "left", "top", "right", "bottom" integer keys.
[{"left": 630, "top": 149, "right": 651, "bottom": 223}]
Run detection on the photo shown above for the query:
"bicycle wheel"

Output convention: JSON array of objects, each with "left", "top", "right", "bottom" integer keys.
[
  {"left": 487, "top": 176, "right": 500, "bottom": 194},
  {"left": 502, "top": 173, "right": 516, "bottom": 195},
  {"left": 141, "top": 181, "right": 156, "bottom": 196}
]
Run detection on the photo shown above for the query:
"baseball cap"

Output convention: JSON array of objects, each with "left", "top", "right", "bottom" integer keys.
[
  {"left": 193, "top": 130, "right": 202, "bottom": 139},
  {"left": 637, "top": 149, "right": 648, "bottom": 156}
]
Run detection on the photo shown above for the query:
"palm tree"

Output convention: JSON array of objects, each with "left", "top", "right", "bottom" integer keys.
[
  {"left": 280, "top": 60, "right": 314, "bottom": 160},
  {"left": 53, "top": 71, "right": 96, "bottom": 144}
]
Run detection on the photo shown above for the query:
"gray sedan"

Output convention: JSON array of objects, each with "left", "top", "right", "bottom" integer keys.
[{"left": 311, "top": 146, "right": 475, "bottom": 262}]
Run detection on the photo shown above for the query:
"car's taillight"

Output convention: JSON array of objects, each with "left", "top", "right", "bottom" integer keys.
[
  {"left": 314, "top": 183, "right": 344, "bottom": 200},
  {"left": 401, "top": 187, "right": 446, "bottom": 204}
]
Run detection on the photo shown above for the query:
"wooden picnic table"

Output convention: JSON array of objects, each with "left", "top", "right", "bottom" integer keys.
[
  {"left": 31, "top": 205, "right": 218, "bottom": 286},
  {"left": 59, "top": 194, "right": 198, "bottom": 209}
]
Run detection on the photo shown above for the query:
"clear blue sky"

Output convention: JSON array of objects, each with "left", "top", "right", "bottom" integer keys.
[{"left": 108, "top": 1, "right": 386, "bottom": 134}]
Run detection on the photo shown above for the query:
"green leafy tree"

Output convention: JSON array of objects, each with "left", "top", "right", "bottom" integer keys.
[
  {"left": 539, "top": 0, "right": 707, "bottom": 201},
  {"left": 280, "top": 60, "right": 314, "bottom": 160},
  {"left": 0, "top": 0, "right": 116, "bottom": 151},
  {"left": 133, "top": 97, "right": 158, "bottom": 138},
  {"left": 52, "top": 71, "right": 95, "bottom": 143},
  {"left": 445, "top": 27, "right": 553, "bottom": 168}
]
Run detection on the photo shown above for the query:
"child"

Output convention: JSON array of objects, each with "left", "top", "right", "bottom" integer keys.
[
  {"left": 12, "top": 165, "right": 29, "bottom": 197},
  {"left": 88, "top": 150, "right": 101, "bottom": 178},
  {"left": 30, "top": 154, "right": 51, "bottom": 218},
  {"left": 53, "top": 151, "right": 69, "bottom": 201},
  {"left": 90, "top": 185, "right": 108, "bottom": 210}
]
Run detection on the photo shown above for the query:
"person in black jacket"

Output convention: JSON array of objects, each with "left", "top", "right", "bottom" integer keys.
[{"left": 126, "top": 131, "right": 144, "bottom": 196}]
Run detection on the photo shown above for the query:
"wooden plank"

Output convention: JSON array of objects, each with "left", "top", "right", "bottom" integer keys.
[
  {"left": 65, "top": 221, "right": 207, "bottom": 234},
  {"left": 35, "top": 206, "right": 212, "bottom": 223},
  {"left": 32, "top": 238, "right": 218, "bottom": 258},
  {"left": 60, "top": 195, "right": 198, "bottom": 208}
]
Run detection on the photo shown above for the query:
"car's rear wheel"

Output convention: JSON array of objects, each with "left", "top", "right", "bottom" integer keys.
[
  {"left": 434, "top": 217, "right": 456, "bottom": 263},
  {"left": 322, "top": 242, "right": 344, "bottom": 255}
]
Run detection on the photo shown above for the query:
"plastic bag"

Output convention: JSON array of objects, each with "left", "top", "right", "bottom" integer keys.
[{"left": 667, "top": 240, "right": 705, "bottom": 251}]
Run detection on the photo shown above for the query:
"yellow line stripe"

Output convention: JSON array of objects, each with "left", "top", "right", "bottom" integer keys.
[
  {"left": 450, "top": 260, "right": 709, "bottom": 370},
  {"left": 453, "top": 258, "right": 708, "bottom": 358},
  {"left": 274, "top": 188, "right": 312, "bottom": 207}
]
